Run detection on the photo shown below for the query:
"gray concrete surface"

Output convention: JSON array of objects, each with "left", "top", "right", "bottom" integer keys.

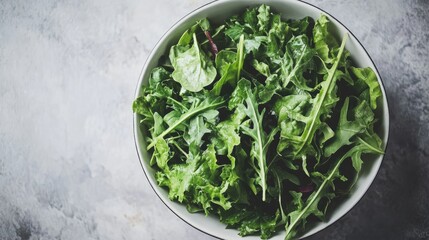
[{"left": 1, "top": 0, "right": 428, "bottom": 239}]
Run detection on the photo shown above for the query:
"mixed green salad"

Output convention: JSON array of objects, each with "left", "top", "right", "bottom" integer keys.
[{"left": 133, "top": 5, "right": 384, "bottom": 240}]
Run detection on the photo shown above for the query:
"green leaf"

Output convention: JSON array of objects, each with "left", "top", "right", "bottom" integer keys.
[
  {"left": 184, "top": 115, "right": 212, "bottom": 147},
  {"left": 133, "top": 67, "right": 174, "bottom": 122},
  {"left": 284, "top": 138, "right": 383, "bottom": 239},
  {"left": 325, "top": 98, "right": 376, "bottom": 157},
  {"left": 351, "top": 67, "right": 382, "bottom": 109},
  {"left": 244, "top": 37, "right": 264, "bottom": 54},
  {"left": 163, "top": 110, "right": 186, "bottom": 132},
  {"left": 274, "top": 94, "right": 310, "bottom": 153},
  {"left": 219, "top": 207, "right": 280, "bottom": 240},
  {"left": 225, "top": 25, "right": 244, "bottom": 42},
  {"left": 153, "top": 138, "right": 170, "bottom": 169},
  {"left": 243, "top": 7, "right": 258, "bottom": 32},
  {"left": 170, "top": 33, "right": 217, "bottom": 92},
  {"left": 281, "top": 35, "right": 316, "bottom": 90},
  {"left": 279, "top": 34, "right": 348, "bottom": 158},
  {"left": 153, "top": 112, "right": 165, "bottom": 136},
  {"left": 147, "top": 96, "right": 225, "bottom": 149},
  {"left": 133, "top": 96, "right": 151, "bottom": 117},
  {"left": 161, "top": 160, "right": 194, "bottom": 203},
  {"left": 149, "top": 67, "right": 171, "bottom": 86},
  {"left": 238, "top": 80, "right": 278, "bottom": 201},
  {"left": 197, "top": 18, "right": 211, "bottom": 32},
  {"left": 289, "top": 17, "right": 311, "bottom": 35},
  {"left": 313, "top": 15, "right": 339, "bottom": 64},
  {"left": 228, "top": 78, "right": 252, "bottom": 110},
  {"left": 178, "top": 23, "right": 199, "bottom": 46},
  {"left": 215, "top": 109, "right": 246, "bottom": 167},
  {"left": 318, "top": 122, "right": 335, "bottom": 146},
  {"left": 253, "top": 59, "right": 271, "bottom": 77},
  {"left": 257, "top": 74, "right": 281, "bottom": 104},
  {"left": 274, "top": 94, "right": 311, "bottom": 122},
  {"left": 213, "top": 35, "right": 245, "bottom": 95},
  {"left": 269, "top": 14, "right": 288, "bottom": 47},
  {"left": 257, "top": 5, "right": 271, "bottom": 33},
  {"left": 324, "top": 98, "right": 364, "bottom": 157},
  {"left": 193, "top": 145, "right": 232, "bottom": 213},
  {"left": 158, "top": 145, "right": 232, "bottom": 214}
]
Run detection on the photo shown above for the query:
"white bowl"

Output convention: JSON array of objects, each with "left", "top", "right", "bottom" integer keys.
[{"left": 133, "top": 0, "right": 390, "bottom": 239}]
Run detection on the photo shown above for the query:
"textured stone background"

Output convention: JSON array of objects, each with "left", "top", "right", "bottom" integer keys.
[{"left": 1, "top": 0, "right": 428, "bottom": 239}]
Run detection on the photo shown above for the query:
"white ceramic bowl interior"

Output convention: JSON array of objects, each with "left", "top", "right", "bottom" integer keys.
[{"left": 133, "top": 0, "right": 389, "bottom": 239}]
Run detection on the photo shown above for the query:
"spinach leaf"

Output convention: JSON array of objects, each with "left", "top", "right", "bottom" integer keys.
[{"left": 170, "top": 33, "right": 217, "bottom": 92}]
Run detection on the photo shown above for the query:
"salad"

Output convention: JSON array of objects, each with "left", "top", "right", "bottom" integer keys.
[{"left": 133, "top": 5, "right": 384, "bottom": 240}]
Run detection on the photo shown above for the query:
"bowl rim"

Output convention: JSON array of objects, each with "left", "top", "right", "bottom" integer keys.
[{"left": 133, "top": 0, "right": 391, "bottom": 239}]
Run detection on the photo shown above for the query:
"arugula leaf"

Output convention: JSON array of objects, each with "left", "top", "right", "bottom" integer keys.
[
  {"left": 238, "top": 80, "right": 278, "bottom": 201},
  {"left": 275, "top": 94, "right": 311, "bottom": 153},
  {"left": 170, "top": 33, "right": 217, "bottom": 92},
  {"left": 257, "top": 74, "right": 281, "bottom": 104},
  {"left": 184, "top": 115, "right": 212, "bottom": 147},
  {"left": 147, "top": 96, "right": 224, "bottom": 149},
  {"left": 284, "top": 137, "right": 383, "bottom": 239},
  {"left": 269, "top": 14, "right": 289, "bottom": 47},
  {"left": 253, "top": 59, "right": 271, "bottom": 77},
  {"left": 281, "top": 35, "right": 316, "bottom": 90},
  {"left": 324, "top": 98, "right": 374, "bottom": 157},
  {"left": 278, "top": 34, "right": 348, "bottom": 159},
  {"left": 228, "top": 78, "right": 252, "bottom": 110}
]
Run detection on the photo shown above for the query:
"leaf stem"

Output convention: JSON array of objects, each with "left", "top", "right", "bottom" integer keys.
[
  {"left": 236, "top": 35, "right": 245, "bottom": 81},
  {"left": 357, "top": 137, "right": 384, "bottom": 154},
  {"left": 167, "top": 97, "right": 188, "bottom": 111},
  {"left": 172, "top": 141, "right": 188, "bottom": 158},
  {"left": 204, "top": 31, "right": 218, "bottom": 56}
]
